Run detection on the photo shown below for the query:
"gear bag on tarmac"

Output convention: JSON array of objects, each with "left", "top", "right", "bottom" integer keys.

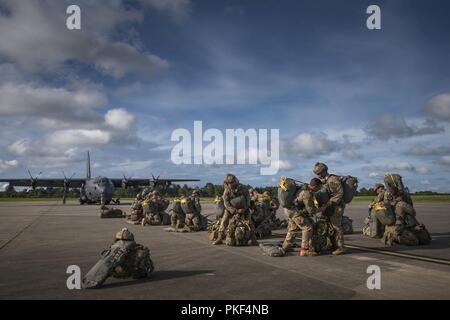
[{"left": 82, "top": 240, "right": 136, "bottom": 289}]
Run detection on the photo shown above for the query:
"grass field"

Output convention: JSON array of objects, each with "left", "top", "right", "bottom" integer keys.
[{"left": 1, "top": 195, "right": 450, "bottom": 202}]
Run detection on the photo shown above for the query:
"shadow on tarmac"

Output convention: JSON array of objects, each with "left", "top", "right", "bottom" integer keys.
[{"left": 100, "top": 270, "right": 215, "bottom": 289}]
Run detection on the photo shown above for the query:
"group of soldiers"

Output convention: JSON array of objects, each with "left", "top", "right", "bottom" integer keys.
[
  {"left": 277, "top": 162, "right": 351, "bottom": 256},
  {"left": 126, "top": 187, "right": 208, "bottom": 232},
  {"left": 127, "top": 189, "right": 171, "bottom": 226},
  {"left": 84, "top": 163, "right": 433, "bottom": 287},
  {"left": 363, "top": 174, "right": 431, "bottom": 246}
]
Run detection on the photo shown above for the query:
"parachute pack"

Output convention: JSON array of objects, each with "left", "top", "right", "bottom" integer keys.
[
  {"left": 384, "top": 173, "right": 406, "bottom": 195},
  {"left": 278, "top": 177, "right": 305, "bottom": 209},
  {"left": 278, "top": 175, "right": 358, "bottom": 208},
  {"left": 180, "top": 196, "right": 197, "bottom": 214},
  {"left": 338, "top": 175, "right": 359, "bottom": 204},
  {"left": 82, "top": 240, "right": 136, "bottom": 289}
]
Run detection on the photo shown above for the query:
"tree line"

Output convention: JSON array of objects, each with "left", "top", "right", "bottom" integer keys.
[{"left": 0, "top": 183, "right": 444, "bottom": 199}]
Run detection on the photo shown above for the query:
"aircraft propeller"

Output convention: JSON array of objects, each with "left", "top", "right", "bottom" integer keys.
[
  {"left": 121, "top": 174, "right": 133, "bottom": 189},
  {"left": 27, "top": 170, "right": 42, "bottom": 190},
  {"left": 62, "top": 171, "right": 76, "bottom": 192}
]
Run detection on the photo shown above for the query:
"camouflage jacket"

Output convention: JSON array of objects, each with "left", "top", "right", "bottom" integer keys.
[
  {"left": 294, "top": 190, "right": 319, "bottom": 217},
  {"left": 322, "top": 174, "right": 344, "bottom": 205},
  {"left": 223, "top": 184, "right": 251, "bottom": 215}
]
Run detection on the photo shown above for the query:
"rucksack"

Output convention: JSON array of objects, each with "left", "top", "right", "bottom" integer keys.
[
  {"left": 384, "top": 173, "right": 406, "bottom": 195},
  {"left": 278, "top": 177, "right": 305, "bottom": 209},
  {"left": 338, "top": 175, "right": 359, "bottom": 204},
  {"left": 230, "top": 195, "right": 247, "bottom": 209},
  {"left": 180, "top": 196, "right": 196, "bottom": 214}
]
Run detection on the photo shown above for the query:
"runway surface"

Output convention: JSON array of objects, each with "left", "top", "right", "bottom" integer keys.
[{"left": 0, "top": 201, "right": 449, "bottom": 300}]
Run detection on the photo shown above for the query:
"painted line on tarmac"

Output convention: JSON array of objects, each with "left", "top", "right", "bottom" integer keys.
[
  {"left": 345, "top": 244, "right": 450, "bottom": 266},
  {"left": 0, "top": 204, "right": 57, "bottom": 252}
]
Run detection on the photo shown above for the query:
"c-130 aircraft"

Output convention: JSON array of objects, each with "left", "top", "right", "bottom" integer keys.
[{"left": 0, "top": 152, "right": 199, "bottom": 205}]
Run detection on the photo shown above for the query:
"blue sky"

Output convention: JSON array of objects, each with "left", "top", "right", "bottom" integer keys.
[{"left": 1, "top": 0, "right": 450, "bottom": 191}]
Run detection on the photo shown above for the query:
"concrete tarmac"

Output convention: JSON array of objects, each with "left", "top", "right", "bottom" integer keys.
[{"left": 0, "top": 201, "right": 449, "bottom": 300}]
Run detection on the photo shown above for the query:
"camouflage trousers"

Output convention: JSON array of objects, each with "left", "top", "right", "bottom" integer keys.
[
  {"left": 185, "top": 213, "right": 202, "bottom": 231},
  {"left": 170, "top": 212, "right": 185, "bottom": 229},
  {"left": 142, "top": 212, "right": 162, "bottom": 225},
  {"left": 282, "top": 209, "right": 313, "bottom": 251},
  {"left": 327, "top": 204, "right": 345, "bottom": 248},
  {"left": 129, "top": 209, "right": 143, "bottom": 222}
]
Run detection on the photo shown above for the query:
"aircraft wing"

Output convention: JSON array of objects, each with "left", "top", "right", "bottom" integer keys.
[
  {"left": 110, "top": 178, "right": 200, "bottom": 189},
  {"left": 0, "top": 179, "right": 85, "bottom": 188}
]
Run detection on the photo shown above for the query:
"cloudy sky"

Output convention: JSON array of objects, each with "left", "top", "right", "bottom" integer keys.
[{"left": 1, "top": 0, "right": 450, "bottom": 191}]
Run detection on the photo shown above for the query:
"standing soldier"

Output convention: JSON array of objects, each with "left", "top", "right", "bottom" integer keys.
[
  {"left": 313, "top": 162, "right": 346, "bottom": 255},
  {"left": 213, "top": 174, "right": 258, "bottom": 245},
  {"left": 282, "top": 178, "right": 323, "bottom": 256}
]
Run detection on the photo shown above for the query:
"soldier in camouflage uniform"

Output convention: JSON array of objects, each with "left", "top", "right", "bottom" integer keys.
[
  {"left": 282, "top": 178, "right": 323, "bottom": 256},
  {"left": 213, "top": 174, "right": 258, "bottom": 245},
  {"left": 382, "top": 188, "right": 430, "bottom": 246},
  {"left": 82, "top": 228, "right": 154, "bottom": 289},
  {"left": 313, "top": 162, "right": 346, "bottom": 255},
  {"left": 251, "top": 191, "right": 272, "bottom": 239},
  {"left": 127, "top": 193, "right": 144, "bottom": 224},
  {"left": 368, "top": 183, "right": 387, "bottom": 210},
  {"left": 184, "top": 190, "right": 204, "bottom": 231},
  {"left": 141, "top": 191, "right": 170, "bottom": 226}
]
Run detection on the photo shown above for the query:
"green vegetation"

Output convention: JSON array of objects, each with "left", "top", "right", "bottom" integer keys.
[
  {"left": 353, "top": 195, "right": 450, "bottom": 202},
  {"left": 1, "top": 183, "right": 449, "bottom": 202}
]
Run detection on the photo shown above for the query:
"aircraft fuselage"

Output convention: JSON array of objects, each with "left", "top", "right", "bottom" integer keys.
[{"left": 80, "top": 176, "right": 115, "bottom": 204}]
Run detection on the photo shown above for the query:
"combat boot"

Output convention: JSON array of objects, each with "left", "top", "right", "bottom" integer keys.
[
  {"left": 332, "top": 247, "right": 346, "bottom": 255},
  {"left": 300, "top": 247, "right": 318, "bottom": 257},
  {"left": 213, "top": 233, "right": 223, "bottom": 245},
  {"left": 282, "top": 242, "right": 293, "bottom": 252},
  {"left": 250, "top": 234, "right": 259, "bottom": 246}
]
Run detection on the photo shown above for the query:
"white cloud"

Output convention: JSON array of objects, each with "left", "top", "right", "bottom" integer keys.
[
  {"left": 0, "top": 1, "right": 169, "bottom": 78},
  {"left": 366, "top": 113, "right": 444, "bottom": 140},
  {"left": 283, "top": 132, "right": 336, "bottom": 158},
  {"left": 386, "top": 162, "right": 429, "bottom": 174},
  {"left": 436, "top": 155, "right": 450, "bottom": 167},
  {"left": 0, "top": 159, "right": 19, "bottom": 173},
  {"left": 424, "top": 93, "right": 450, "bottom": 122},
  {"left": 406, "top": 145, "right": 450, "bottom": 156},
  {"left": 105, "top": 108, "right": 135, "bottom": 130},
  {"left": 112, "top": 160, "right": 154, "bottom": 173},
  {"left": 0, "top": 82, "right": 106, "bottom": 126},
  {"left": 275, "top": 160, "right": 296, "bottom": 171},
  {"left": 369, "top": 172, "right": 380, "bottom": 178}
]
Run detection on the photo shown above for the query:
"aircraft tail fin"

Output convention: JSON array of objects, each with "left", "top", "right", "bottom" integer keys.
[{"left": 86, "top": 151, "right": 91, "bottom": 179}]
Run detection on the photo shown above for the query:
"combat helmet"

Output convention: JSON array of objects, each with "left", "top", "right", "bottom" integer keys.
[
  {"left": 313, "top": 162, "right": 328, "bottom": 175},
  {"left": 224, "top": 174, "right": 239, "bottom": 188},
  {"left": 373, "top": 183, "right": 384, "bottom": 191},
  {"left": 115, "top": 228, "right": 135, "bottom": 241}
]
